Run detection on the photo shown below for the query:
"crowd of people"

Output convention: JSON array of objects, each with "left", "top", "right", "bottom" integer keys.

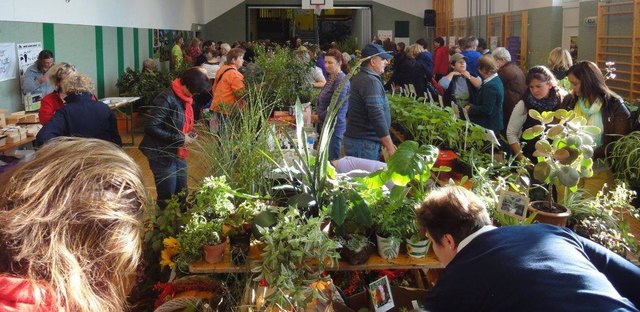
[{"left": 2, "top": 31, "right": 638, "bottom": 311}]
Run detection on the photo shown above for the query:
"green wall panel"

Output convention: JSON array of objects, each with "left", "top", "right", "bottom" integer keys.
[
  {"left": 0, "top": 21, "right": 43, "bottom": 112},
  {"left": 123, "top": 28, "right": 135, "bottom": 72},
  {"left": 103, "top": 27, "right": 119, "bottom": 97},
  {"left": 54, "top": 24, "right": 97, "bottom": 89},
  {"left": 43, "top": 23, "right": 55, "bottom": 54},
  {"left": 134, "top": 28, "right": 140, "bottom": 70},
  {"left": 95, "top": 26, "right": 105, "bottom": 98}
]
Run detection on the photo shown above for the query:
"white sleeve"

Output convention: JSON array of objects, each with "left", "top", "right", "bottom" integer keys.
[
  {"left": 312, "top": 66, "right": 326, "bottom": 83},
  {"left": 506, "top": 101, "right": 527, "bottom": 145}
]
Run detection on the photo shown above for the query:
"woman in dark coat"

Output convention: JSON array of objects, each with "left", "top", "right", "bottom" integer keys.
[
  {"left": 37, "top": 73, "right": 121, "bottom": 146},
  {"left": 139, "top": 67, "right": 210, "bottom": 209}
]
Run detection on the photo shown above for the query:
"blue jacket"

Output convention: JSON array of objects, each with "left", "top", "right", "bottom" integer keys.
[
  {"left": 461, "top": 50, "right": 482, "bottom": 77},
  {"left": 36, "top": 92, "right": 121, "bottom": 145},
  {"left": 345, "top": 67, "right": 390, "bottom": 142},
  {"left": 469, "top": 75, "right": 504, "bottom": 133},
  {"left": 423, "top": 224, "right": 640, "bottom": 312}
]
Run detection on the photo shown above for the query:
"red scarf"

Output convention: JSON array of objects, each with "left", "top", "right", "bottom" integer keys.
[{"left": 171, "top": 79, "right": 194, "bottom": 159}]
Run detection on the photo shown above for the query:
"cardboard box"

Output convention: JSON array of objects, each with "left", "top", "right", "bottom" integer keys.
[
  {"left": 0, "top": 134, "right": 6, "bottom": 147},
  {"left": 334, "top": 286, "right": 431, "bottom": 312},
  {"left": 5, "top": 111, "right": 38, "bottom": 124},
  {"left": 0, "top": 109, "right": 6, "bottom": 128}
]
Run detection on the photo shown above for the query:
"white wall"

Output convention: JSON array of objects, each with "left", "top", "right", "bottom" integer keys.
[
  {"left": 0, "top": 0, "right": 203, "bottom": 30},
  {"left": 453, "top": 0, "right": 561, "bottom": 18},
  {"left": 562, "top": 0, "right": 580, "bottom": 49}
]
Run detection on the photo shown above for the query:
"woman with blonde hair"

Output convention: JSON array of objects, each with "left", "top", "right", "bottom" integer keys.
[
  {"left": 390, "top": 43, "right": 431, "bottom": 98},
  {"left": 36, "top": 73, "right": 121, "bottom": 145},
  {"left": 0, "top": 137, "right": 148, "bottom": 311},
  {"left": 547, "top": 47, "right": 573, "bottom": 90},
  {"left": 38, "top": 62, "right": 77, "bottom": 125}
]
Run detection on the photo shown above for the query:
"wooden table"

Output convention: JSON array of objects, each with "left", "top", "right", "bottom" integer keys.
[
  {"left": 189, "top": 243, "right": 444, "bottom": 274},
  {"left": 100, "top": 97, "right": 140, "bottom": 146},
  {"left": 0, "top": 136, "right": 36, "bottom": 153}
]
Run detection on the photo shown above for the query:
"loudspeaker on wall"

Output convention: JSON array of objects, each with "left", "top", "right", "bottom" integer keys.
[{"left": 424, "top": 9, "right": 436, "bottom": 27}]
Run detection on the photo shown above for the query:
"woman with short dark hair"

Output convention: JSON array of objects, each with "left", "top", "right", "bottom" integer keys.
[{"left": 140, "top": 67, "right": 210, "bottom": 208}]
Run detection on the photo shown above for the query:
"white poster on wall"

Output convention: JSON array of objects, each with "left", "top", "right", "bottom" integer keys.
[
  {"left": 17, "top": 42, "right": 42, "bottom": 77},
  {"left": 377, "top": 30, "right": 393, "bottom": 42},
  {"left": 490, "top": 36, "right": 499, "bottom": 50},
  {"left": 0, "top": 42, "right": 17, "bottom": 82},
  {"left": 448, "top": 36, "right": 457, "bottom": 47}
]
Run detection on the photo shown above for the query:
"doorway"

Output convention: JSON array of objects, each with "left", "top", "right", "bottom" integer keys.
[{"left": 246, "top": 5, "right": 371, "bottom": 49}]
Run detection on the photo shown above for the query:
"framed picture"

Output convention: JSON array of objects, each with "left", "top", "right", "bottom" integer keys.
[
  {"left": 369, "top": 275, "right": 394, "bottom": 312},
  {"left": 497, "top": 190, "right": 529, "bottom": 219}
]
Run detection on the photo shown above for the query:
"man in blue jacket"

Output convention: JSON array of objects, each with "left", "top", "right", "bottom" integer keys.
[
  {"left": 416, "top": 186, "right": 640, "bottom": 312},
  {"left": 344, "top": 43, "right": 395, "bottom": 161}
]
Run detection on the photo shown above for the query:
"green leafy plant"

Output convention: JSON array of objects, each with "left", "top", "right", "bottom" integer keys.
[
  {"left": 523, "top": 109, "right": 601, "bottom": 205},
  {"left": 224, "top": 200, "right": 265, "bottom": 236},
  {"left": 252, "top": 208, "right": 340, "bottom": 310},
  {"left": 340, "top": 233, "right": 372, "bottom": 253},
  {"left": 175, "top": 214, "right": 223, "bottom": 268},
  {"left": 607, "top": 131, "right": 640, "bottom": 188},
  {"left": 190, "top": 176, "right": 236, "bottom": 219},
  {"left": 116, "top": 67, "right": 173, "bottom": 109}
]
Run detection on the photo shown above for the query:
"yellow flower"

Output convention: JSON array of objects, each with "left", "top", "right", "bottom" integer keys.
[{"left": 160, "top": 237, "right": 181, "bottom": 269}]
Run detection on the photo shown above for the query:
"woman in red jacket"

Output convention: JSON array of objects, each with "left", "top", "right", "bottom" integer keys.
[
  {"left": 432, "top": 37, "right": 450, "bottom": 81},
  {"left": 38, "top": 62, "right": 76, "bottom": 125}
]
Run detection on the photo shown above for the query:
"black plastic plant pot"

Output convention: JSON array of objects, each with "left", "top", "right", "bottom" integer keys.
[{"left": 229, "top": 232, "right": 251, "bottom": 265}]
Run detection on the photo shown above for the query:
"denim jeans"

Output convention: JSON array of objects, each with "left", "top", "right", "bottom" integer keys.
[
  {"left": 343, "top": 136, "right": 381, "bottom": 161},
  {"left": 147, "top": 156, "right": 188, "bottom": 209},
  {"left": 328, "top": 133, "right": 344, "bottom": 161}
]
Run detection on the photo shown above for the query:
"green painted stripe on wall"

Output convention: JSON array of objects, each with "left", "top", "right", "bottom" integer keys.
[
  {"left": 133, "top": 28, "right": 139, "bottom": 70},
  {"left": 43, "top": 23, "right": 55, "bottom": 54},
  {"left": 117, "top": 27, "right": 124, "bottom": 77},
  {"left": 95, "top": 26, "right": 105, "bottom": 98},
  {"left": 148, "top": 29, "right": 153, "bottom": 58}
]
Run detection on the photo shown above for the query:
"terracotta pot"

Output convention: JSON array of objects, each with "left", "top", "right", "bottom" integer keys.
[
  {"left": 202, "top": 238, "right": 227, "bottom": 264},
  {"left": 527, "top": 201, "right": 571, "bottom": 227},
  {"left": 406, "top": 238, "right": 430, "bottom": 258}
]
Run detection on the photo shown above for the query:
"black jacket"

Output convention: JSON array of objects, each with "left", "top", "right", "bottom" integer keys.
[{"left": 139, "top": 87, "right": 186, "bottom": 159}]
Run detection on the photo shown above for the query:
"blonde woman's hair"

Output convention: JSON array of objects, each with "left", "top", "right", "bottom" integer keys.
[
  {"left": 46, "top": 62, "right": 76, "bottom": 91},
  {"left": 477, "top": 54, "right": 499, "bottom": 75},
  {"left": 0, "top": 137, "right": 148, "bottom": 311},
  {"left": 406, "top": 43, "right": 424, "bottom": 59},
  {"left": 547, "top": 47, "right": 573, "bottom": 72},
  {"left": 219, "top": 43, "right": 231, "bottom": 54},
  {"left": 60, "top": 73, "right": 96, "bottom": 95}
]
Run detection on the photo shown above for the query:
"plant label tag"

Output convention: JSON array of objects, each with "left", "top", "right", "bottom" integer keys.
[
  {"left": 485, "top": 129, "right": 500, "bottom": 146},
  {"left": 369, "top": 276, "right": 394, "bottom": 312}
]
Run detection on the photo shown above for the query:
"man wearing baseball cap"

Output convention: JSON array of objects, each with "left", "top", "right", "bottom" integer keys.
[{"left": 344, "top": 43, "right": 395, "bottom": 161}]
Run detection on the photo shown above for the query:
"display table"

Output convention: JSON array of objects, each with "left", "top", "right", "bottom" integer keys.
[
  {"left": 100, "top": 97, "right": 140, "bottom": 146},
  {"left": 0, "top": 136, "right": 35, "bottom": 153},
  {"left": 188, "top": 243, "right": 443, "bottom": 274}
]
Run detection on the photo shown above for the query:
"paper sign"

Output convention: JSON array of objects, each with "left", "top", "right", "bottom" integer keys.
[
  {"left": 377, "top": 30, "right": 393, "bottom": 42},
  {"left": 370, "top": 276, "right": 394, "bottom": 312},
  {"left": 17, "top": 42, "right": 41, "bottom": 77},
  {"left": 0, "top": 42, "right": 17, "bottom": 82}
]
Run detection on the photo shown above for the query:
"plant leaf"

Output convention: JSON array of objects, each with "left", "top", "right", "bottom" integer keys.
[
  {"left": 528, "top": 109, "right": 543, "bottom": 121},
  {"left": 522, "top": 125, "right": 545, "bottom": 140},
  {"left": 331, "top": 192, "right": 347, "bottom": 226}
]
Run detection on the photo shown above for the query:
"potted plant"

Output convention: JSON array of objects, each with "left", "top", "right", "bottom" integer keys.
[
  {"left": 338, "top": 233, "right": 373, "bottom": 265},
  {"left": 175, "top": 214, "right": 225, "bottom": 267},
  {"left": 404, "top": 213, "right": 430, "bottom": 259},
  {"left": 224, "top": 200, "right": 264, "bottom": 265},
  {"left": 522, "top": 109, "right": 601, "bottom": 226},
  {"left": 251, "top": 207, "right": 340, "bottom": 311}
]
